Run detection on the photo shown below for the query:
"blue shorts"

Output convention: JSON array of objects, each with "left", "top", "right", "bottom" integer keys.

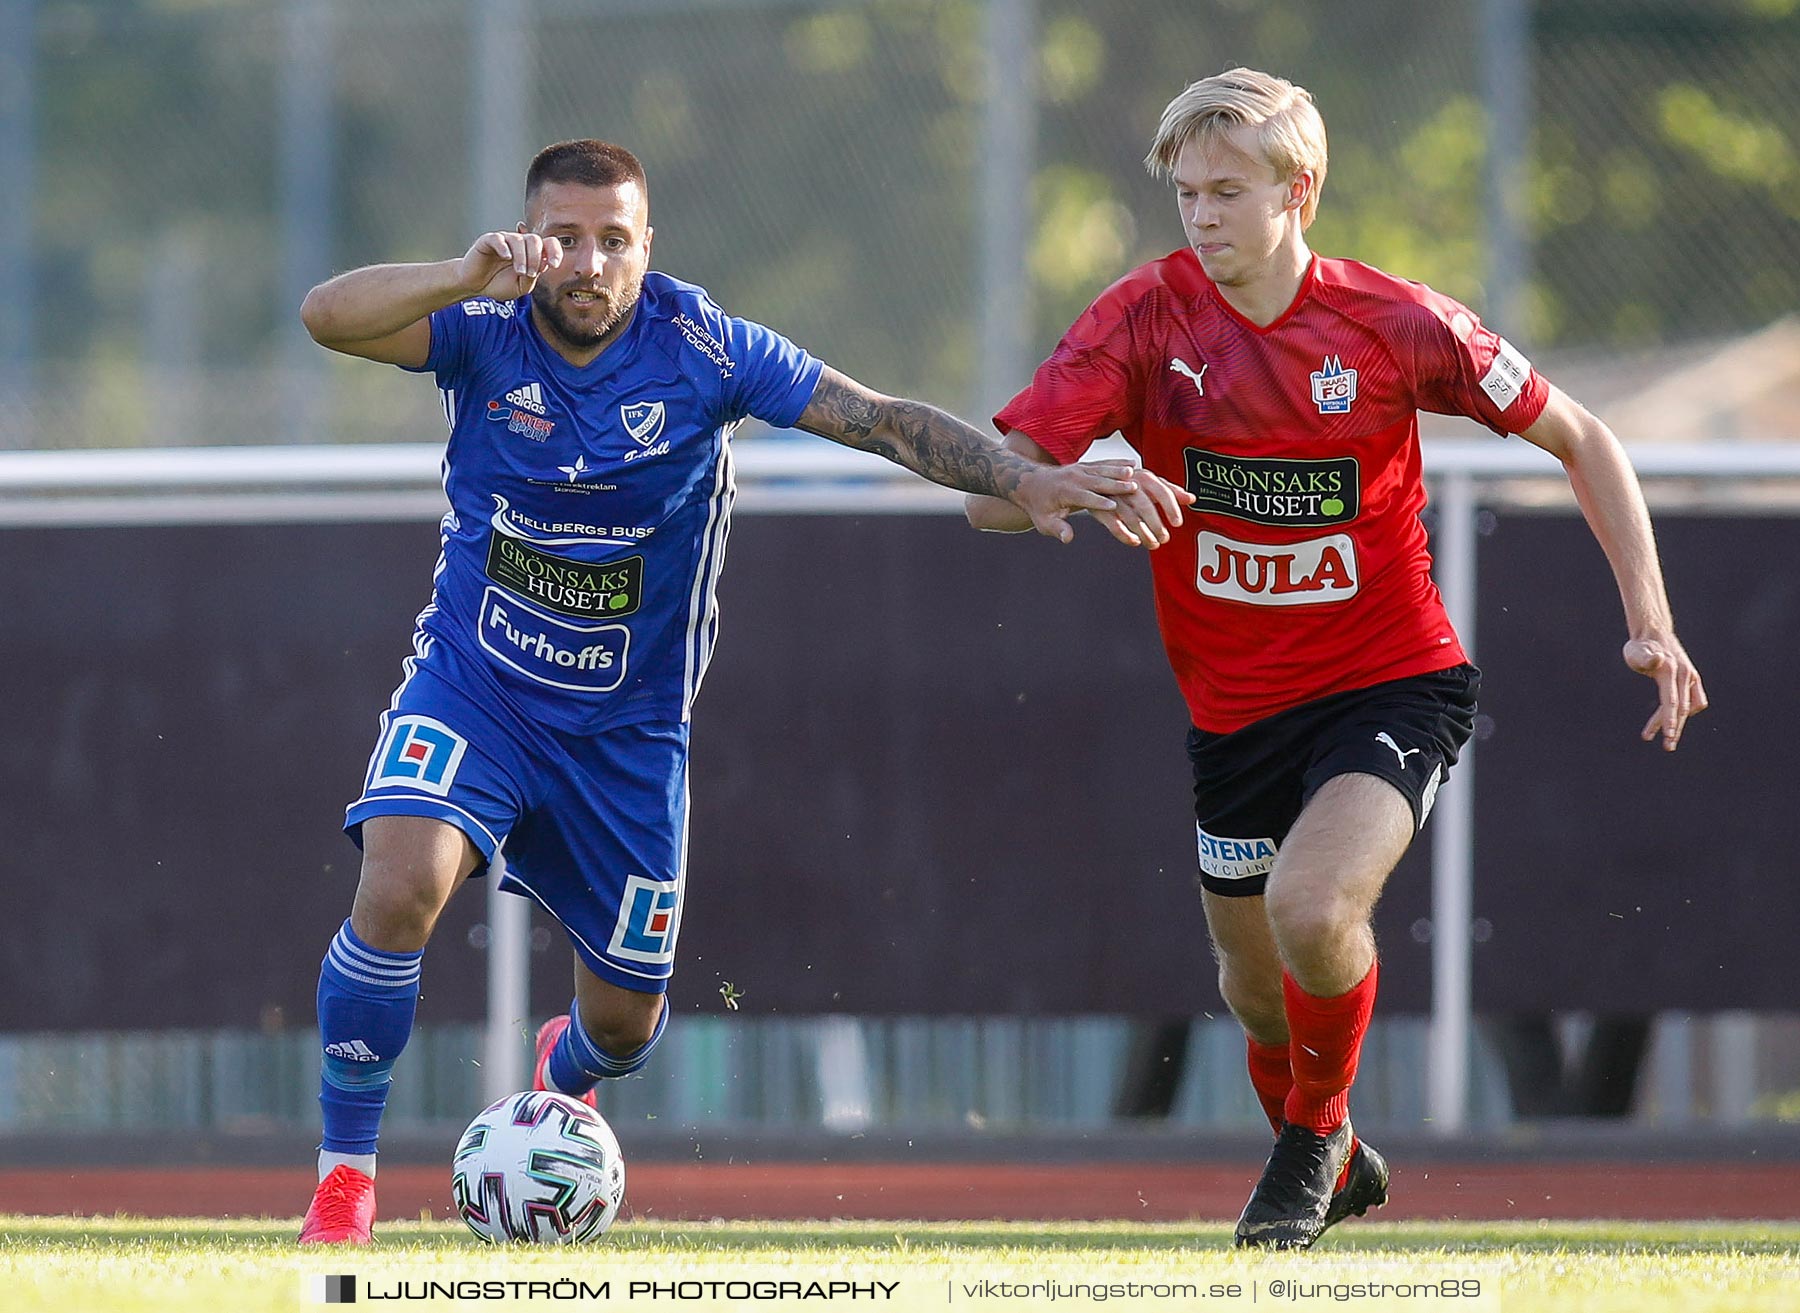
[{"left": 344, "top": 661, "right": 688, "bottom": 993}]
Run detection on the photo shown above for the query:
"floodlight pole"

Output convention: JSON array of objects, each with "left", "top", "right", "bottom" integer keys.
[
  {"left": 472, "top": 0, "right": 534, "bottom": 1103},
  {"left": 279, "top": 0, "right": 335, "bottom": 445},
  {"left": 1481, "top": 0, "right": 1532, "bottom": 338},
  {"left": 977, "top": 0, "right": 1036, "bottom": 420},
  {"left": 1428, "top": 472, "right": 1478, "bottom": 1135},
  {"left": 0, "top": 0, "right": 37, "bottom": 444}
]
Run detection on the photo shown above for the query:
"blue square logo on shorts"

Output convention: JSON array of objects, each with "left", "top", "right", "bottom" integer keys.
[
  {"left": 371, "top": 715, "right": 469, "bottom": 796},
  {"left": 608, "top": 875, "right": 681, "bottom": 965}
]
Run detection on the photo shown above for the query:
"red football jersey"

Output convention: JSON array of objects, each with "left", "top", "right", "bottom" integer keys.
[{"left": 996, "top": 250, "right": 1549, "bottom": 733}]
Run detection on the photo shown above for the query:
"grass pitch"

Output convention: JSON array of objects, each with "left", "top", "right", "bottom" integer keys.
[{"left": 2, "top": 1216, "right": 1796, "bottom": 1312}]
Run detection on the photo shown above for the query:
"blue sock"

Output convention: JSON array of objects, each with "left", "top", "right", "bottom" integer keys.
[
  {"left": 316, "top": 919, "right": 423, "bottom": 1155},
  {"left": 547, "top": 996, "right": 668, "bottom": 1094}
]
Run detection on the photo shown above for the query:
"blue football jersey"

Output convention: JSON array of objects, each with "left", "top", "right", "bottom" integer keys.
[{"left": 400, "top": 272, "right": 823, "bottom": 733}]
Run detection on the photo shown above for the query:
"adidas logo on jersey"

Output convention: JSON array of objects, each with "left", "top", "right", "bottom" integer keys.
[
  {"left": 505, "top": 382, "right": 547, "bottom": 415},
  {"left": 324, "top": 1039, "right": 381, "bottom": 1062}
]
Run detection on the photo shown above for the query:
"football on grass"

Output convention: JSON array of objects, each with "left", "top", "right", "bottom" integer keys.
[{"left": 451, "top": 1090, "right": 626, "bottom": 1243}]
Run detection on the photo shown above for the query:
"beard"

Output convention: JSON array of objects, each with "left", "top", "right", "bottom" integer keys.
[{"left": 530, "top": 271, "right": 644, "bottom": 351}]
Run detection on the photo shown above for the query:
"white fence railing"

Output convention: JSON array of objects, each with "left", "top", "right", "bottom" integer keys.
[{"left": 5, "top": 438, "right": 1796, "bottom": 1121}]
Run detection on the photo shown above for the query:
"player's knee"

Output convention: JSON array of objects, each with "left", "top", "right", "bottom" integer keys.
[
  {"left": 351, "top": 863, "right": 453, "bottom": 949},
  {"left": 586, "top": 1002, "right": 662, "bottom": 1057},
  {"left": 1217, "top": 967, "right": 1285, "bottom": 1043},
  {"left": 1263, "top": 885, "right": 1360, "bottom": 962},
  {"left": 575, "top": 996, "right": 667, "bottom": 1078}
]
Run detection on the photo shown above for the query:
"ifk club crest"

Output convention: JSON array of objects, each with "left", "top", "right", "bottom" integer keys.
[{"left": 620, "top": 400, "right": 666, "bottom": 447}]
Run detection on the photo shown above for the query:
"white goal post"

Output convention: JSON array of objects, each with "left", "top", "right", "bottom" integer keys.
[{"left": 4, "top": 437, "right": 1795, "bottom": 1127}]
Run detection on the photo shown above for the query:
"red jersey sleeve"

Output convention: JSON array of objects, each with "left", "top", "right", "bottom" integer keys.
[
  {"left": 1402, "top": 290, "right": 1549, "bottom": 436},
  {"left": 993, "top": 293, "right": 1147, "bottom": 464}
]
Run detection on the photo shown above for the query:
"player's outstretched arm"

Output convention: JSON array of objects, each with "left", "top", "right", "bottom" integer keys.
[
  {"left": 794, "top": 368, "right": 1142, "bottom": 544},
  {"left": 299, "top": 232, "right": 564, "bottom": 366},
  {"left": 965, "top": 430, "right": 1192, "bottom": 548},
  {"left": 1520, "top": 384, "right": 1708, "bottom": 751}
]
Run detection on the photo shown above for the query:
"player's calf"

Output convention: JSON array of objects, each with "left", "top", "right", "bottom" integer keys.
[
  {"left": 536, "top": 997, "right": 668, "bottom": 1103},
  {"left": 314, "top": 920, "right": 423, "bottom": 1184}
]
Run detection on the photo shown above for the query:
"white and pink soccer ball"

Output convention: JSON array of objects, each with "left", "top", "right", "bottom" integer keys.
[{"left": 451, "top": 1090, "right": 626, "bottom": 1243}]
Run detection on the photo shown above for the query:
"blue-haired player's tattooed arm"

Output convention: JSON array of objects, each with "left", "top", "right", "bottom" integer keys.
[{"left": 795, "top": 367, "right": 1156, "bottom": 545}]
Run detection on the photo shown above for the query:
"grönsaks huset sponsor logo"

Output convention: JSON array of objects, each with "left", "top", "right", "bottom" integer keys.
[
  {"left": 478, "top": 588, "right": 629, "bottom": 693},
  {"left": 485, "top": 535, "right": 643, "bottom": 619},
  {"left": 1183, "top": 448, "right": 1359, "bottom": 527}
]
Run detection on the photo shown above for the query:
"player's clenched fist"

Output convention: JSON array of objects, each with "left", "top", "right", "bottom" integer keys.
[{"left": 460, "top": 231, "right": 563, "bottom": 301}]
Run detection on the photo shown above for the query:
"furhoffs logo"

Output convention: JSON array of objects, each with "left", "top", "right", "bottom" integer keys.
[{"left": 478, "top": 588, "right": 630, "bottom": 693}]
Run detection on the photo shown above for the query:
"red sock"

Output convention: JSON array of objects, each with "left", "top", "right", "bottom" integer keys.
[
  {"left": 1245, "top": 1036, "right": 1293, "bottom": 1135},
  {"left": 1281, "top": 960, "right": 1378, "bottom": 1135}
]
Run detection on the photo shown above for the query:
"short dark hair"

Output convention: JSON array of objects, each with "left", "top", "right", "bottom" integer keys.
[{"left": 524, "top": 139, "right": 648, "bottom": 207}]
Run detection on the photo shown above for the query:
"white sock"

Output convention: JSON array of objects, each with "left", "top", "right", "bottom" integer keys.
[{"left": 318, "top": 1150, "right": 377, "bottom": 1182}]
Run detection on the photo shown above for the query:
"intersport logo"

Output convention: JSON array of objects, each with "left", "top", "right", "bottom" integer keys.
[{"left": 1193, "top": 531, "right": 1359, "bottom": 606}]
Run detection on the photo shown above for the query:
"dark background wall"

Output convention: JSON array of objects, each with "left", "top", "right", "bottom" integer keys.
[{"left": 1, "top": 510, "right": 1790, "bottom": 1030}]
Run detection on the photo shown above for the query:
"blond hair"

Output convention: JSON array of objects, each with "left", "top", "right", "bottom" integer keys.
[{"left": 1145, "top": 68, "right": 1329, "bottom": 228}]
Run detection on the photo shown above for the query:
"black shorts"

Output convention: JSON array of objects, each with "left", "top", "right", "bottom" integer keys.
[{"left": 1187, "top": 663, "right": 1479, "bottom": 898}]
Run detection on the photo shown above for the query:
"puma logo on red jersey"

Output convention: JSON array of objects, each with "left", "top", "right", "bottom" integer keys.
[
  {"left": 1194, "top": 531, "right": 1359, "bottom": 606},
  {"left": 1168, "top": 356, "right": 1208, "bottom": 395}
]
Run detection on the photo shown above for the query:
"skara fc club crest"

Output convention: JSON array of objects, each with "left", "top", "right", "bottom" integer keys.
[{"left": 620, "top": 400, "right": 667, "bottom": 447}]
